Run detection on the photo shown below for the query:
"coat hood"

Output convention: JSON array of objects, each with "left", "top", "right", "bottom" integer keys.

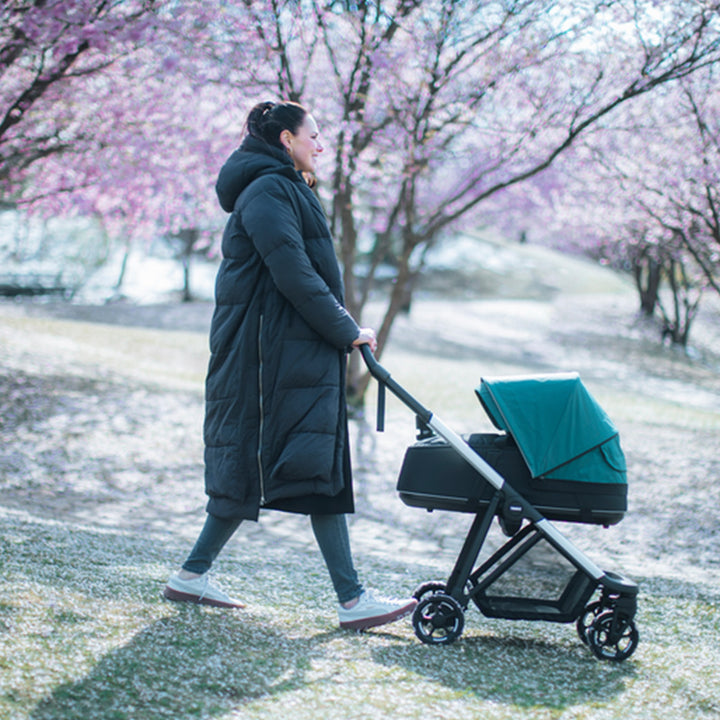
[{"left": 215, "top": 136, "right": 301, "bottom": 213}]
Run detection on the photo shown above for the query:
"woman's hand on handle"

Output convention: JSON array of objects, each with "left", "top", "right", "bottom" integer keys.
[{"left": 352, "top": 327, "right": 377, "bottom": 353}]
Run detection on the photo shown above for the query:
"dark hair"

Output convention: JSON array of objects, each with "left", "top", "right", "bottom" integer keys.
[{"left": 245, "top": 101, "right": 308, "bottom": 150}]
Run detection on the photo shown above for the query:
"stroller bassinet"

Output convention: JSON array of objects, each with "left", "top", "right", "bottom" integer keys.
[
  {"left": 398, "top": 373, "right": 627, "bottom": 528},
  {"left": 360, "top": 347, "right": 639, "bottom": 662}
]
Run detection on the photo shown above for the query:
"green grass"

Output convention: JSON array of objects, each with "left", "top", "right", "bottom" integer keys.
[
  {"left": 2, "top": 508, "right": 719, "bottom": 720},
  {"left": 2, "top": 294, "right": 720, "bottom": 720}
]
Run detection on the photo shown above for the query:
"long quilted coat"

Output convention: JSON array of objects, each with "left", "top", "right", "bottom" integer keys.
[{"left": 203, "top": 137, "right": 360, "bottom": 520}]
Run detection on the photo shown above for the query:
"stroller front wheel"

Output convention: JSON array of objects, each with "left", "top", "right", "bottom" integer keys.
[
  {"left": 412, "top": 593, "right": 465, "bottom": 645},
  {"left": 586, "top": 610, "right": 639, "bottom": 661}
]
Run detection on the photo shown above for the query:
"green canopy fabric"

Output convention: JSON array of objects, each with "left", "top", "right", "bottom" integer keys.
[{"left": 476, "top": 373, "right": 626, "bottom": 484}]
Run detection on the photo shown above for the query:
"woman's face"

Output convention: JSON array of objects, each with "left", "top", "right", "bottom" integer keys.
[{"left": 282, "top": 114, "right": 324, "bottom": 173}]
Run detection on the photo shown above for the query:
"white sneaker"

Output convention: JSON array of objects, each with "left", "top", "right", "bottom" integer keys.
[
  {"left": 338, "top": 591, "right": 417, "bottom": 630},
  {"left": 163, "top": 573, "right": 245, "bottom": 609}
]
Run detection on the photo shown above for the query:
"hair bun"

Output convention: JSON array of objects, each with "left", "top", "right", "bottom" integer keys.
[{"left": 244, "top": 100, "right": 307, "bottom": 151}]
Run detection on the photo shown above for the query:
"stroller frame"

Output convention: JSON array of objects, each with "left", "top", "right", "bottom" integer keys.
[{"left": 360, "top": 346, "right": 639, "bottom": 661}]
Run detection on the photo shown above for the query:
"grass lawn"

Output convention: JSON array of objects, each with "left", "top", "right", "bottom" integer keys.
[
  {"left": 2, "top": 506, "right": 719, "bottom": 720},
  {"left": 2, "top": 287, "right": 719, "bottom": 719}
]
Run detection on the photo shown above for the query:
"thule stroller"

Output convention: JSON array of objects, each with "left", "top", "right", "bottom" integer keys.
[{"left": 360, "top": 345, "right": 639, "bottom": 662}]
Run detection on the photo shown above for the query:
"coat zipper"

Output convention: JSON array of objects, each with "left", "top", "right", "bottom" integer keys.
[{"left": 257, "top": 314, "right": 266, "bottom": 505}]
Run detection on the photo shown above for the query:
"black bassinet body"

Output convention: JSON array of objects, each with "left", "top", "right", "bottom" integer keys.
[{"left": 397, "top": 432, "right": 627, "bottom": 525}]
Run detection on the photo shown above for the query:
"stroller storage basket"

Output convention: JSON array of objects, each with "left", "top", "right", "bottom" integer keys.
[{"left": 397, "top": 433, "right": 627, "bottom": 525}]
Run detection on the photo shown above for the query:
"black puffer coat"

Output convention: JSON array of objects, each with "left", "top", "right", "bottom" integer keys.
[{"left": 203, "top": 137, "right": 360, "bottom": 520}]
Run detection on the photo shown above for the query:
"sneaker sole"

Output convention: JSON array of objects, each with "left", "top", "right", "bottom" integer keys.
[
  {"left": 339, "top": 600, "right": 417, "bottom": 631},
  {"left": 162, "top": 586, "right": 245, "bottom": 609}
]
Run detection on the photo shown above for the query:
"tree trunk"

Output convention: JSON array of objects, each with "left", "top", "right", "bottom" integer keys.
[
  {"left": 657, "top": 258, "right": 702, "bottom": 348},
  {"left": 633, "top": 255, "right": 662, "bottom": 316},
  {"left": 114, "top": 245, "right": 130, "bottom": 294},
  {"left": 348, "top": 245, "right": 418, "bottom": 406},
  {"left": 176, "top": 228, "right": 199, "bottom": 303}
]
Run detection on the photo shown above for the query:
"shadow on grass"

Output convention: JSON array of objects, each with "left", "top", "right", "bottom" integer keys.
[
  {"left": 28, "top": 608, "right": 338, "bottom": 720},
  {"left": 25, "top": 609, "right": 634, "bottom": 720},
  {"left": 7, "top": 510, "right": 719, "bottom": 720},
  {"left": 371, "top": 630, "right": 636, "bottom": 710}
]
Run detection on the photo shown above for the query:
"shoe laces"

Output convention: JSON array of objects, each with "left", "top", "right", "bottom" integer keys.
[{"left": 196, "top": 574, "right": 210, "bottom": 602}]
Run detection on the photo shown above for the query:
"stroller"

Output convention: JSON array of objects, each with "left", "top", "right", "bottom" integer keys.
[{"left": 360, "top": 345, "right": 639, "bottom": 662}]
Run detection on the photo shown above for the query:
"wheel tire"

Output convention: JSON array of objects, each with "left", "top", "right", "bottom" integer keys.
[
  {"left": 576, "top": 601, "right": 603, "bottom": 645},
  {"left": 586, "top": 611, "right": 639, "bottom": 662},
  {"left": 413, "top": 581, "right": 447, "bottom": 602},
  {"left": 412, "top": 593, "right": 465, "bottom": 645}
]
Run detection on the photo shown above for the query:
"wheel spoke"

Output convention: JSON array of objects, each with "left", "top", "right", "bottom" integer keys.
[
  {"left": 587, "top": 611, "right": 639, "bottom": 662},
  {"left": 412, "top": 593, "right": 465, "bottom": 645}
]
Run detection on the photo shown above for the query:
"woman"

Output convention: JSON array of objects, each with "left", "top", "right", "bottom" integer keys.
[{"left": 164, "top": 101, "right": 416, "bottom": 630}]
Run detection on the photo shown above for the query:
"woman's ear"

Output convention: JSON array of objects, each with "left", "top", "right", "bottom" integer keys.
[{"left": 279, "top": 129, "right": 293, "bottom": 153}]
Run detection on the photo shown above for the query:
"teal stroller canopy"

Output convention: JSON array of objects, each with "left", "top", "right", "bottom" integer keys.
[{"left": 476, "top": 373, "right": 626, "bottom": 484}]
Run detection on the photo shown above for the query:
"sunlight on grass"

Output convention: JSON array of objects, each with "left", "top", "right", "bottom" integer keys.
[
  {"left": 2, "top": 298, "right": 720, "bottom": 720},
  {"left": 2, "top": 508, "right": 720, "bottom": 720},
  {"left": 0, "top": 313, "right": 208, "bottom": 390},
  {"left": 599, "top": 390, "right": 720, "bottom": 431}
]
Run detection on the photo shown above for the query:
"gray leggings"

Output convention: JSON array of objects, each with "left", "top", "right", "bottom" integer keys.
[{"left": 182, "top": 512, "right": 364, "bottom": 604}]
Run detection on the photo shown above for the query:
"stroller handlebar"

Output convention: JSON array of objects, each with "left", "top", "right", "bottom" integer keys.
[
  {"left": 358, "top": 343, "right": 432, "bottom": 427},
  {"left": 358, "top": 343, "right": 388, "bottom": 381}
]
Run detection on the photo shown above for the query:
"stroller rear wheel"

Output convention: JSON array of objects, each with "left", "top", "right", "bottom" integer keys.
[
  {"left": 413, "top": 581, "right": 447, "bottom": 601},
  {"left": 412, "top": 593, "right": 465, "bottom": 645},
  {"left": 576, "top": 601, "right": 603, "bottom": 645},
  {"left": 586, "top": 610, "right": 639, "bottom": 661}
]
